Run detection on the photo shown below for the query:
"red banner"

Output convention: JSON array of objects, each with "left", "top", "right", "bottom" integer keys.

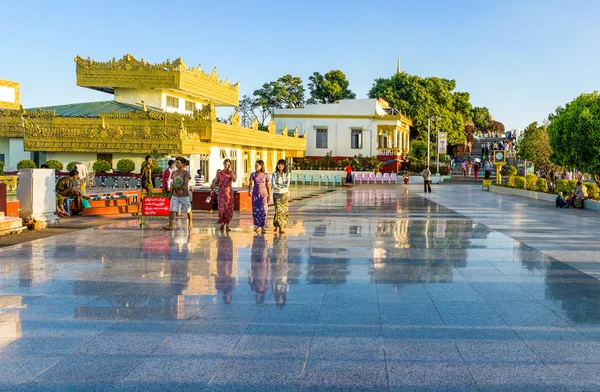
[{"left": 142, "top": 196, "right": 170, "bottom": 217}]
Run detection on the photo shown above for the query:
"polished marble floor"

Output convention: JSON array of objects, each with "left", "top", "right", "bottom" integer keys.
[{"left": 2, "top": 186, "right": 600, "bottom": 391}]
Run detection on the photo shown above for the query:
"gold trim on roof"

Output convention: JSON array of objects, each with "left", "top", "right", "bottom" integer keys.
[
  {"left": 75, "top": 54, "right": 239, "bottom": 106},
  {"left": 0, "top": 103, "right": 306, "bottom": 155}
]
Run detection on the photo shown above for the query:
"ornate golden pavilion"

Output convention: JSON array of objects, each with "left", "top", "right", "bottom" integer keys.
[{"left": 0, "top": 54, "right": 305, "bottom": 180}]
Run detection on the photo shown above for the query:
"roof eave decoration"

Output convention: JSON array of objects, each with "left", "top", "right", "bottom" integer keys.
[{"left": 75, "top": 54, "right": 239, "bottom": 106}]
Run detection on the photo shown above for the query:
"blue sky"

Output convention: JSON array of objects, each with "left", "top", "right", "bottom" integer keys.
[{"left": 2, "top": 0, "right": 599, "bottom": 131}]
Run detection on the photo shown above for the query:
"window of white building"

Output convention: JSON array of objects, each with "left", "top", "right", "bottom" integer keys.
[
  {"left": 198, "top": 154, "right": 210, "bottom": 179},
  {"left": 351, "top": 129, "right": 362, "bottom": 149},
  {"left": 230, "top": 149, "right": 238, "bottom": 174},
  {"left": 185, "top": 100, "right": 195, "bottom": 111},
  {"left": 378, "top": 131, "right": 391, "bottom": 149},
  {"left": 166, "top": 95, "right": 179, "bottom": 109},
  {"left": 316, "top": 128, "right": 328, "bottom": 149}
]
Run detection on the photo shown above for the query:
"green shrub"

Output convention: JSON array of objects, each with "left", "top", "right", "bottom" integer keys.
[
  {"left": 556, "top": 180, "right": 578, "bottom": 196},
  {"left": 536, "top": 178, "right": 548, "bottom": 192},
  {"left": 116, "top": 159, "right": 136, "bottom": 174},
  {"left": 514, "top": 176, "right": 526, "bottom": 189},
  {"left": 409, "top": 159, "right": 427, "bottom": 174},
  {"left": 0, "top": 161, "right": 4, "bottom": 175},
  {"left": 17, "top": 160, "right": 36, "bottom": 170},
  {"left": 525, "top": 174, "right": 538, "bottom": 191},
  {"left": 503, "top": 165, "right": 517, "bottom": 176},
  {"left": 507, "top": 175, "right": 516, "bottom": 187},
  {"left": 45, "top": 159, "right": 64, "bottom": 171},
  {"left": 440, "top": 165, "right": 451, "bottom": 175},
  {"left": 93, "top": 159, "right": 112, "bottom": 173},
  {"left": 66, "top": 162, "right": 81, "bottom": 171},
  {"left": 584, "top": 182, "right": 600, "bottom": 200}
]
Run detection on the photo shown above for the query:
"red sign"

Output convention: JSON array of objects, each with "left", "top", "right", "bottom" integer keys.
[{"left": 142, "top": 196, "right": 171, "bottom": 217}]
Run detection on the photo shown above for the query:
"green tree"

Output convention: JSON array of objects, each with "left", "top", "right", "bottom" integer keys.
[
  {"left": 548, "top": 91, "right": 600, "bottom": 184},
  {"left": 517, "top": 121, "right": 558, "bottom": 176},
  {"left": 471, "top": 107, "right": 492, "bottom": 132},
  {"left": 368, "top": 73, "right": 468, "bottom": 146},
  {"left": 253, "top": 74, "right": 305, "bottom": 122},
  {"left": 307, "top": 70, "right": 356, "bottom": 104},
  {"left": 238, "top": 95, "right": 256, "bottom": 128}
]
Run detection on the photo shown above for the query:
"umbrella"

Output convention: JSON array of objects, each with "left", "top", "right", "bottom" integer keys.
[{"left": 474, "top": 158, "right": 481, "bottom": 163}]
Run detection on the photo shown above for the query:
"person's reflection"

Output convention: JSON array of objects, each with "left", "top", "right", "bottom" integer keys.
[
  {"left": 170, "top": 229, "right": 191, "bottom": 296},
  {"left": 215, "top": 232, "right": 235, "bottom": 304},
  {"left": 271, "top": 235, "right": 289, "bottom": 307},
  {"left": 249, "top": 234, "right": 270, "bottom": 304}
]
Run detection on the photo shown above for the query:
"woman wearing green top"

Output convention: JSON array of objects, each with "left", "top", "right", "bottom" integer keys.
[{"left": 271, "top": 159, "right": 291, "bottom": 234}]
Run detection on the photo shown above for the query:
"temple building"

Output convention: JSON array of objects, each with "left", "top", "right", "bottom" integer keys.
[
  {"left": 273, "top": 98, "right": 412, "bottom": 173},
  {"left": 0, "top": 79, "right": 30, "bottom": 171},
  {"left": 0, "top": 54, "right": 305, "bottom": 185}
]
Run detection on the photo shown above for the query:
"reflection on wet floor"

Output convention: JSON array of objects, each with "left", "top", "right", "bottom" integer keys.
[{"left": 1, "top": 187, "right": 600, "bottom": 391}]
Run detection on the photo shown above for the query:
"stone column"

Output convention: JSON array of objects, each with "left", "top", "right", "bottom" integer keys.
[{"left": 17, "top": 168, "right": 58, "bottom": 226}]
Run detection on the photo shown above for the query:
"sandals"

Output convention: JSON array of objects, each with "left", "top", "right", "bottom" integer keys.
[{"left": 162, "top": 225, "right": 174, "bottom": 230}]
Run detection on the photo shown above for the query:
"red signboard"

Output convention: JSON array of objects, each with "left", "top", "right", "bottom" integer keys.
[{"left": 141, "top": 196, "right": 171, "bottom": 217}]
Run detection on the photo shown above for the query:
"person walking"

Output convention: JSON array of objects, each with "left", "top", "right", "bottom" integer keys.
[
  {"left": 461, "top": 160, "right": 467, "bottom": 176},
  {"left": 466, "top": 158, "right": 473, "bottom": 177},
  {"left": 271, "top": 159, "right": 291, "bottom": 234},
  {"left": 422, "top": 167, "right": 432, "bottom": 193},
  {"left": 345, "top": 164, "right": 353, "bottom": 184},
  {"left": 212, "top": 159, "right": 237, "bottom": 231},
  {"left": 162, "top": 159, "right": 175, "bottom": 192},
  {"left": 484, "top": 160, "right": 491, "bottom": 179},
  {"left": 140, "top": 155, "right": 154, "bottom": 195},
  {"left": 249, "top": 160, "right": 271, "bottom": 233},
  {"left": 474, "top": 161, "right": 480, "bottom": 180},
  {"left": 208, "top": 169, "right": 222, "bottom": 213},
  {"left": 163, "top": 156, "right": 192, "bottom": 231}
]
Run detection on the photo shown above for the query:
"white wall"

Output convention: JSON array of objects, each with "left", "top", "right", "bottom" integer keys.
[
  {"left": 112, "top": 153, "right": 148, "bottom": 173},
  {"left": 46, "top": 152, "right": 95, "bottom": 171},
  {"left": 114, "top": 88, "right": 162, "bottom": 109},
  {"left": 275, "top": 99, "right": 376, "bottom": 116},
  {"left": 0, "top": 86, "right": 16, "bottom": 104},
  {"left": 0, "top": 137, "right": 9, "bottom": 169},
  {"left": 209, "top": 146, "right": 242, "bottom": 187},
  {"left": 0, "top": 137, "right": 33, "bottom": 171},
  {"left": 274, "top": 117, "right": 377, "bottom": 158},
  {"left": 162, "top": 92, "right": 202, "bottom": 114},
  {"left": 113, "top": 88, "right": 203, "bottom": 114}
]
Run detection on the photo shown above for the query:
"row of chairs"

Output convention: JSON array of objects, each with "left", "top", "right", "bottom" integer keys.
[
  {"left": 290, "top": 173, "right": 343, "bottom": 186},
  {"left": 353, "top": 172, "right": 397, "bottom": 184},
  {"left": 94, "top": 176, "right": 141, "bottom": 189}
]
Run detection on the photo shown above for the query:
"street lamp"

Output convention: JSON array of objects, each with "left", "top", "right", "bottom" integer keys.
[{"left": 427, "top": 115, "right": 442, "bottom": 173}]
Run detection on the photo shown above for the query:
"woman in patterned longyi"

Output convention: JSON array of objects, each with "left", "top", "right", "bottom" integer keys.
[
  {"left": 212, "top": 159, "right": 237, "bottom": 232},
  {"left": 248, "top": 160, "right": 271, "bottom": 233}
]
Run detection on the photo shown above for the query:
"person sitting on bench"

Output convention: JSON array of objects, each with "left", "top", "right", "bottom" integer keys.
[
  {"left": 556, "top": 192, "right": 570, "bottom": 208},
  {"left": 56, "top": 169, "right": 90, "bottom": 215}
]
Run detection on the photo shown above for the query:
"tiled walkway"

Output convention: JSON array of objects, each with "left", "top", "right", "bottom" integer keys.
[{"left": 2, "top": 186, "right": 600, "bottom": 391}]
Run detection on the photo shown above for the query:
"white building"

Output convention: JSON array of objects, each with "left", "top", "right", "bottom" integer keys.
[{"left": 273, "top": 98, "right": 412, "bottom": 173}]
